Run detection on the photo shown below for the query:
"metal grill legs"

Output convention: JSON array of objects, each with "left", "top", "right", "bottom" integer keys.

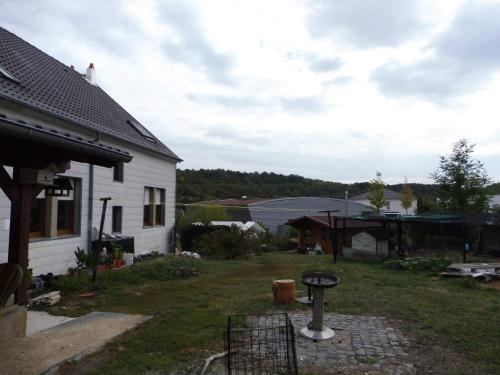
[{"left": 300, "top": 288, "right": 335, "bottom": 341}]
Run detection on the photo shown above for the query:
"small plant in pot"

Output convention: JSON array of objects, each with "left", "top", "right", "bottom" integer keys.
[
  {"left": 112, "top": 245, "right": 125, "bottom": 268},
  {"left": 74, "top": 247, "right": 89, "bottom": 273},
  {"left": 97, "top": 247, "right": 111, "bottom": 273}
]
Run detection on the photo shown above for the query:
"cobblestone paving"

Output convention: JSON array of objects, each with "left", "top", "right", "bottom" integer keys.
[
  {"left": 289, "top": 312, "right": 415, "bottom": 375},
  {"left": 203, "top": 312, "right": 416, "bottom": 375}
]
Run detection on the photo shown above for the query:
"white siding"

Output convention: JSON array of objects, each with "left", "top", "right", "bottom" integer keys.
[{"left": 0, "top": 105, "right": 177, "bottom": 275}]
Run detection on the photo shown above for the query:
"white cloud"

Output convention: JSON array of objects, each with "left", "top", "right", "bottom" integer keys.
[{"left": 2, "top": 0, "right": 500, "bottom": 184}]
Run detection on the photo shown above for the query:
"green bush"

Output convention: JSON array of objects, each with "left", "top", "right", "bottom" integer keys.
[
  {"left": 194, "top": 227, "right": 249, "bottom": 259},
  {"left": 54, "top": 256, "right": 200, "bottom": 294},
  {"left": 384, "top": 257, "right": 451, "bottom": 272},
  {"left": 179, "top": 224, "right": 230, "bottom": 252}
]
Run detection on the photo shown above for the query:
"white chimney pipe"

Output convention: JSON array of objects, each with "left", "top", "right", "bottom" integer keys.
[{"left": 86, "top": 63, "right": 96, "bottom": 85}]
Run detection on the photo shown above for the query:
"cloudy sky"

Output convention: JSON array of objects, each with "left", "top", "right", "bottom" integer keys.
[{"left": 2, "top": 0, "right": 500, "bottom": 184}]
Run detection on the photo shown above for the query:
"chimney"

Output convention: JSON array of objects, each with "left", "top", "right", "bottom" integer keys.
[{"left": 85, "top": 63, "right": 96, "bottom": 84}]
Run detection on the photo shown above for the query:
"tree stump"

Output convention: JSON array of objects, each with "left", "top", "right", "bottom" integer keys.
[{"left": 272, "top": 279, "right": 296, "bottom": 304}]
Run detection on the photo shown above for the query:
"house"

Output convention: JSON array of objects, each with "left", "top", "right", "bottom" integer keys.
[
  {"left": 0, "top": 27, "right": 181, "bottom": 277},
  {"left": 351, "top": 188, "right": 417, "bottom": 215},
  {"left": 286, "top": 215, "right": 383, "bottom": 254},
  {"left": 247, "top": 197, "right": 374, "bottom": 235}
]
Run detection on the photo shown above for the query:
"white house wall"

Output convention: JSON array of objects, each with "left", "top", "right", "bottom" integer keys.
[{"left": 0, "top": 104, "right": 177, "bottom": 276}]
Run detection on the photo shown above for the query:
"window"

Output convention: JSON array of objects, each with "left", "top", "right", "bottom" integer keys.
[
  {"left": 155, "top": 189, "right": 165, "bottom": 225},
  {"left": 144, "top": 187, "right": 165, "bottom": 227},
  {"left": 30, "top": 194, "right": 45, "bottom": 239},
  {"left": 144, "top": 187, "right": 154, "bottom": 227},
  {"left": 112, "top": 206, "right": 123, "bottom": 233},
  {"left": 113, "top": 162, "right": 124, "bottom": 182},
  {"left": 57, "top": 199, "right": 75, "bottom": 236},
  {"left": 0, "top": 63, "right": 18, "bottom": 83},
  {"left": 29, "top": 177, "right": 81, "bottom": 239},
  {"left": 128, "top": 119, "right": 156, "bottom": 142}
]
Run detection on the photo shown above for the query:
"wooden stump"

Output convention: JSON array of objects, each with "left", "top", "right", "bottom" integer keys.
[{"left": 272, "top": 279, "right": 296, "bottom": 304}]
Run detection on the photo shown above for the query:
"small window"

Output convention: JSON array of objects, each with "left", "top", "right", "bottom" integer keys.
[
  {"left": 112, "top": 206, "right": 123, "bottom": 233},
  {"left": 113, "top": 162, "right": 124, "bottom": 182},
  {"left": 128, "top": 119, "right": 156, "bottom": 142},
  {"left": 0, "top": 63, "right": 19, "bottom": 83}
]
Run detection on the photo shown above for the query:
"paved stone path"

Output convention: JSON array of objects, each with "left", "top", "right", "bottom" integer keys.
[
  {"left": 203, "top": 312, "right": 415, "bottom": 375},
  {"left": 289, "top": 312, "right": 415, "bottom": 375}
]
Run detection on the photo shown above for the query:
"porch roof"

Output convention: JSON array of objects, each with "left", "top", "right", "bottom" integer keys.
[{"left": 0, "top": 113, "right": 132, "bottom": 169}]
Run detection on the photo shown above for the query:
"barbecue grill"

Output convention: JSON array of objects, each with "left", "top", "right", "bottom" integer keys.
[{"left": 300, "top": 270, "right": 339, "bottom": 341}]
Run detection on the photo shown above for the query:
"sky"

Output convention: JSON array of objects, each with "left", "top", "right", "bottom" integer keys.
[{"left": 2, "top": 0, "right": 500, "bottom": 184}]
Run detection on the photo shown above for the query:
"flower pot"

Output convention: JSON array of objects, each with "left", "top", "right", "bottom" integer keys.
[{"left": 97, "top": 264, "right": 109, "bottom": 273}]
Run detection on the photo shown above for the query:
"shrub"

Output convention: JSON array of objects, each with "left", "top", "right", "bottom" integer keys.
[
  {"left": 194, "top": 227, "right": 249, "bottom": 259},
  {"left": 180, "top": 224, "right": 230, "bottom": 252},
  {"left": 54, "top": 256, "right": 200, "bottom": 294},
  {"left": 384, "top": 257, "right": 451, "bottom": 272}
]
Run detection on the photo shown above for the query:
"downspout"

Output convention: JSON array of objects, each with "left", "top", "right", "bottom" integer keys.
[{"left": 87, "top": 164, "right": 94, "bottom": 253}]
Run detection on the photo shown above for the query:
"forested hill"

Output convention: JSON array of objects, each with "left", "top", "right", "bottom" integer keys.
[{"left": 176, "top": 169, "right": 438, "bottom": 203}]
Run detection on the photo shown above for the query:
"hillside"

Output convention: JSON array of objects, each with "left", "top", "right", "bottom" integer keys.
[{"left": 176, "top": 169, "right": 438, "bottom": 203}]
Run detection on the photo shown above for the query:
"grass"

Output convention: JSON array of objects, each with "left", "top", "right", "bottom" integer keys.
[{"left": 43, "top": 252, "right": 500, "bottom": 374}]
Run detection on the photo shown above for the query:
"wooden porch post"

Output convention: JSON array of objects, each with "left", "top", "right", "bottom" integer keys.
[{"left": 6, "top": 168, "right": 33, "bottom": 305}]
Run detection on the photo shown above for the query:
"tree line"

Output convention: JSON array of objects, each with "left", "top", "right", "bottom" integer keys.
[
  {"left": 178, "top": 139, "right": 500, "bottom": 214},
  {"left": 176, "top": 169, "right": 437, "bottom": 204}
]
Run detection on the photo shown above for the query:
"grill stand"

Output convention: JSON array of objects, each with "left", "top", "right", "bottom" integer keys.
[{"left": 299, "top": 287, "right": 334, "bottom": 340}]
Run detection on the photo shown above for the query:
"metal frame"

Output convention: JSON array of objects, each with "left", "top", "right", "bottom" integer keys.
[{"left": 225, "top": 313, "right": 298, "bottom": 375}]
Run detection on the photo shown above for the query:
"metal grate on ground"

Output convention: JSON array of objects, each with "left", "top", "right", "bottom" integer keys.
[{"left": 225, "top": 313, "right": 298, "bottom": 375}]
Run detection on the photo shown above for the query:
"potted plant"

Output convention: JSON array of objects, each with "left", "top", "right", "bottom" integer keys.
[
  {"left": 97, "top": 247, "right": 110, "bottom": 273},
  {"left": 74, "top": 247, "right": 89, "bottom": 272},
  {"left": 112, "top": 245, "right": 125, "bottom": 268}
]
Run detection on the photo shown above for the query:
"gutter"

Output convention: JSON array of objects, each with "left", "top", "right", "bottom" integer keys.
[{"left": 0, "top": 115, "right": 132, "bottom": 165}]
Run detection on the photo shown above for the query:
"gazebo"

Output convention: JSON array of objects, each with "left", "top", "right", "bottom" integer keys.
[{"left": 0, "top": 114, "right": 132, "bottom": 336}]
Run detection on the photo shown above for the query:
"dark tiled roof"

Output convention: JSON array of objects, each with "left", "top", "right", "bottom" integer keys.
[
  {"left": 0, "top": 27, "right": 180, "bottom": 161},
  {"left": 351, "top": 188, "right": 402, "bottom": 200}
]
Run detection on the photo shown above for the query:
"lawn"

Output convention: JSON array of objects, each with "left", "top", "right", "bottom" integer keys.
[{"left": 45, "top": 252, "right": 500, "bottom": 375}]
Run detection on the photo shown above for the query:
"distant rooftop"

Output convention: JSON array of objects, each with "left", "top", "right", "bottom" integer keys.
[{"left": 351, "top": 188, "right": 403, "bottom": 201}]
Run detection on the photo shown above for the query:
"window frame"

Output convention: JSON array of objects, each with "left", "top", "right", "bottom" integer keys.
[
  {"left": 112, "top": 206, "right": 123, "bottom": 233},
  {"left": 113, "top": 162, "right": 124, "bottom": 182},
  {"left": 29, "top": 177, "right": 82, "bottom": 240},
  {"left": 143, "top": 186, "right": 166, "bottom": 228}
]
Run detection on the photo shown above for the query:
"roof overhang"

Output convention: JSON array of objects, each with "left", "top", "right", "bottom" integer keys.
[{"left": 0, "top": 115, "right": 132, "bottom": 169}]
